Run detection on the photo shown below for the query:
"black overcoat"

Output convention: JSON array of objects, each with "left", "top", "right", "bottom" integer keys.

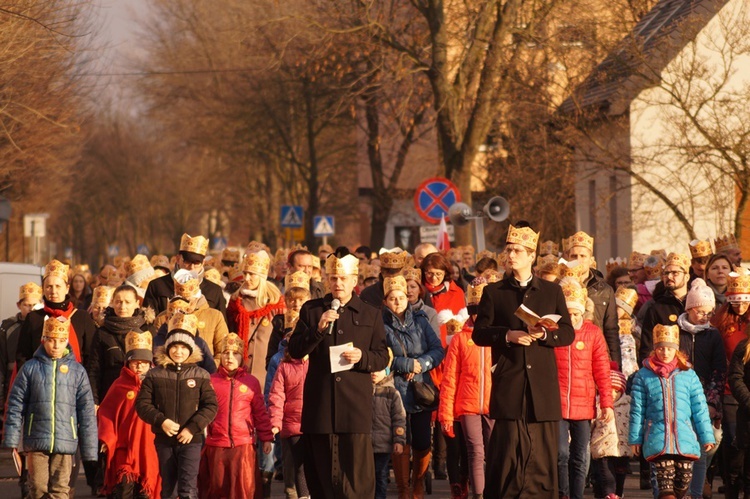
[
  {"left": 288, "top": 293, "right": 389, "bottom": 434},
  {"left": 472, "top": 275, "right": 575, "bottom": 422},
  {"left": 17, "top": 304, "right": 96, "bottom": 369},
  {"left": 142, "top": 273, "right": 226, "bottom": 318}
]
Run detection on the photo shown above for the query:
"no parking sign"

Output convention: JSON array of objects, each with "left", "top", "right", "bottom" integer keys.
[{"left": 413, "top": 177, "right": 461, "bottom": 224}]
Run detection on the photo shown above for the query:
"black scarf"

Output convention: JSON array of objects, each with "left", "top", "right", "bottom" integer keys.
[
  {"left": 44, "top": 295, "right": 72, "bottom": 311},
  {"left": 103, "top": 308, "right": 146, "bottom": 336}
]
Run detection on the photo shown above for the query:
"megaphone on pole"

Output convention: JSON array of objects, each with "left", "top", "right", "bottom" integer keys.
[
  {"left": 448, "top": 202, "right": 473, "bottom": 227},
  {"left": 483, "top": 196, "right": 510, "bottom": 222},
  {"left": 446, "top": 196, "right": 510, "bottom": 252}
]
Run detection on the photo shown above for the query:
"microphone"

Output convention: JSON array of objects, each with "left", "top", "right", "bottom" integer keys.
[{"left": 327, "top": 299, "right": 342, "bottom": 335}]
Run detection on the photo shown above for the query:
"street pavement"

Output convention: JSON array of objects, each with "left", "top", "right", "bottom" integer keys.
[{"left": 0, "top": 450, "right": 669, "bottom": 498}]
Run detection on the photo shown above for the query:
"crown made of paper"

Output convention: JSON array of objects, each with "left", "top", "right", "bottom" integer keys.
[
  {"left": 91, "top": 285, "right": 115, "bottom": 308},
  {"left": 558, "top": 260, "right": 585, "bottom": 281},
  {"left": 284, "top": 309, "right": 300, "bottom": 329},
  {"left": 126, "top": 254, "right": 153, "bottom": 278},
  {"left": 43, "top": 316, "right": 70, "bottom": 339},
  {"left": 44, "top": 259, "right": 70, "bottom": 283},
  {"left": 615, "top": 286, "right": 638, "bottom": 312},
  {"left": 380, "top": 249, "right": 407, "bottom": 270},
  {"left": 665, "top": 252, "right": 691, "bottom": 273},
  {"left": 71, "top": 264, "right": 90, "bottom": 279},
  {"left": 19, "top": 282, "right": 43, "bottom": 302},
  {"left": 311, "top": 255, "right": 321, "bottom": 269},
  {"left": 174, "top": 270, "right": 200, "bottom": 299},
  {"left": 628, "top": 251, "right": 647, "bottom": 269},
  {"left": 384, "top": 275, "right": 408, "bottom": 296},
  {"left": 401, "top": 267, "right": 421, "bottom": 283},
  {"left": 180, "top": 233, "right": 208, "bottom": 256},
  {"left": 467, "top": 278, "right": 487, "bottom": 306},
  {"left": 538, "top": 240, "right": 559, "bottom": 256},
  {"left": 245, "top": 240, "right": 267, "bottom": 255},
  {"left": 273, "top": 248, "right": 290, "bottom": 266},
  {"left": 168, "top": 297, "right": 191, "bottom": 318},
  {"left": 605, "top": 257, "right": 628, "bottom": 274},
  {"left": 715, "top": 233, "right": 739, "bottom": 253},
  {"left": 650, "top": 249, "right": 667, "bottom": 260},
  {"left": 203, "top": 268, "right": 223, "bottom": 287},
  {"left": 125, "top": 330, "right": 152, "bottom": 353},
  {"left": 150, "top": 255, "right": 170, "bottom": 269},
  {"left": 227, "top": 265, "right": 244, "bottom": 282},
  {"left": 506, "top": 224, "right": 539, "bottom": 250},
  {"left": 102, "top": 265, "right": 125, "bottom": 287},
  {"left": 168, "top": 311, "right": 198, "bottom": 335},
  {"left": 653, "top": 324, "right": 679, "bottom": 346},
  {"left": 242, "top": 250, "right": 270, "bottom": 277},
  {"left": 325, "top": 254, "right": 359, "bottom": 276},
  {"left": 689, "top": 239, "right": 713, "bottom": 259},
  {"left": 727, "top": 271, "right": 750, "bottom": 296},
  {"left": 221, "top": 248, "right": 241, "bottom": 263},
  {"left": 536, "top": 254, "right": 559, "bottom": 269},
  {"left": 285, "top": 270, "right": 310, "bottom": 291},
  {"left": 476, "top": 250, "right": 496, "bottom": 262},
  {"left": 563, "top": 231, "right": 594, "bottom": 253},
  {"left": 220, "top": 332, "right": 244, "bottom": 354},
  {"left": 561, "top": 279, "right": 588, "bottom": 307},
  {"left": 644, "top": 255, "right": 664, "bottom": 279}
]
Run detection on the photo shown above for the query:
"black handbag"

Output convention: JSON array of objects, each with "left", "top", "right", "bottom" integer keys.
[{"left": 391, "top": 332, "right": 439, "bottom": 410}]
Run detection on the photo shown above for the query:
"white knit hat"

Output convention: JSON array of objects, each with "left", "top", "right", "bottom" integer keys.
[{"left": 685, "top": 278, "right": 716, "bottom": 310}]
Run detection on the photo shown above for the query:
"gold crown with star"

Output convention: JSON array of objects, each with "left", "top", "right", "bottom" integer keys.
[
  {"left": 563, "top": 231, "right": 594, "bottom": 253},
  {"left": 179, "top": 233, "right": 208, "bottom": 256},
  {"left": 19, "top": 282, "right": 42, "bottom": 302},
  {"left": 506, "top": 225, "right": 539, "bottom": 250},
  {"left": 220, "top": 332, "right": 244, "bottom": 355},
  {"left": 538, "top": 240, "right": 559, "bottom": 256},
  {"left": 125, "top": 330, "right": 152, "bottom": 353},
  {"left": 689, "top": 239, "right": 713, "bottom": 259},
  {"left": 43, "top": 316, "right": 70, "bottom": 339},
  {"left": 653, "top": 324, "right": 680, "bottom": 347},
  {"left": 383, "top": 275, "right": 408, "bottom": 296},
  {"left": 285, "top": 270, "right": 310, "bottom": 291},
  {"left": 325, "top": 254, "right": 359, "bottom": 276},
  {"left": 242, "top": 250, "right": 270, "bottom": 277},
  {"left": 168, "top": 312, "right": 198, "bottom": 336},
  {"left": 715, "top": 233, "right": 739, "bottom": 253},
  {"left": 44, "top": 259, "right": 70, "bottom": 283}
]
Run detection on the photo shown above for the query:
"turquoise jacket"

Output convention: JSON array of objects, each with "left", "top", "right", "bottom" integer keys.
[{"left": 628, "top": 359, "right": 714, "bottom": 460}]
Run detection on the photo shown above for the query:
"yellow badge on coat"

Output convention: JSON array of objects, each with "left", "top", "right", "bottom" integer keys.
[
  {"left": 669, "top": 314, "right": 678, "bottom": 322},
  {"left": 395, "top": 427, "right": 405, "bottom": 436},
  {"left": 575, "top": 341, "right": 585, "bottom": 350},
  {"left": 261, "top": 318, "right": 270, "bottom": 327},
  {"left": 126, "top": 391, "right": 135, "bottom": 400},
  {"left": 59, "top": 365, "right": 69, "bottom": 374},
  {"left": 467, "top": 339, "right": 475, "bottom": 346},
  {"left": 239, "top": 384, "right": 248, "bottom": 393},
  {"left": 198, "top": 321, "right": 205, "bottom": 329}
]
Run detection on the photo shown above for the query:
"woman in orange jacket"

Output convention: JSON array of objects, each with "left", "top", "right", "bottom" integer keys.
[{"left": 438, "top": 278, "right": 494, "bottom": 499}]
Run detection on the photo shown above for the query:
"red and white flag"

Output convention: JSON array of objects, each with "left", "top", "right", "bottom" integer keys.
[{"left": 436, "top": 214, "right": 450, "bottom": 251}]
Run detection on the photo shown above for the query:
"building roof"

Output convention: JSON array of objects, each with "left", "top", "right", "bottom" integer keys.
[{"left": 558, "top": 0, "right": 728, "bottom": 117}]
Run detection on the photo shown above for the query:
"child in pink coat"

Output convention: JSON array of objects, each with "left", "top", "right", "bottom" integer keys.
[{"left": 268, "top": 348, "right": 309, "bottom": 499}]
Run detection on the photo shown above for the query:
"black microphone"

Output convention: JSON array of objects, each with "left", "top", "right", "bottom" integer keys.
[{"left": 327, "top": 299, "right": 342, "bottom": 335}]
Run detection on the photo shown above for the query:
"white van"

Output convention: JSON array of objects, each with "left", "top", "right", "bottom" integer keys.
[{"left": 0, "top": 263, "right": 44, "bottom": 319}]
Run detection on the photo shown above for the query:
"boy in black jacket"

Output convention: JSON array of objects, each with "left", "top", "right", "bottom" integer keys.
[{"left": 135, "top": 312, "right": 218, "bottom": 499}]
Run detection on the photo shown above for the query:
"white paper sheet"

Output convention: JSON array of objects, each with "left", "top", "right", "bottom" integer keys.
[{"left": 330, "top": 342, "right": 355, "bottom": 373}]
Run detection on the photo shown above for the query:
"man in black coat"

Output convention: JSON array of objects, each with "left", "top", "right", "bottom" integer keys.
[
  {"left": 639, "top": 252, "right": 691, "bottom": 362},
  {"left": 143, "top": 233, "right": 226, "bottom": 318},
  {"left": 473, "top": 222, "right": 575, "bottom": 498},
  {"left": 564, "top": 231, "right": 621, "bottom": 366},
  {"left": 359, "top": 249, "right": 406, "bottom": 309},
  {"left": 288, "top": 253, "right": 390, "bottom": 499}
]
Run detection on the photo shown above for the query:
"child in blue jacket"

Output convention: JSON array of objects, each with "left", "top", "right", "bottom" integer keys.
[{"left": 629, "top": 324, "right": 715, "bottom": 499}]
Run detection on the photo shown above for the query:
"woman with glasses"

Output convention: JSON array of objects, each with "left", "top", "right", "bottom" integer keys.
[{"left": 675, "top": 278, "right": 726, "bottom": 498}]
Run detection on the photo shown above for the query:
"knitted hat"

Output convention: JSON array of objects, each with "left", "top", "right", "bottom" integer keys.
[
  {"left": 685, "top": 278, "right": 716, "bottom": 310},
  {"left": 165, "top": 312, "right": 198, "bottom": 355},
  {"left": 610, "top": 363, "right": 626, "bottom": 393}
]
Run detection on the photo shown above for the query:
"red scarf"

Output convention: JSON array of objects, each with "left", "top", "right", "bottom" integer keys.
[
  {"left": 227, "top": 296, "right": 285, "bottom": 361},
  {"left": 43, "top": 302, "right": 82, "bottom": 362},
  {"left": 648, "top": 355, "right": 678, "bottom": 378},
  {"left": 425, "top": 281, "right": 447, "bottom": 294},
  {"left": 97, "top": 367, "right": 161, "bottom": 497}
]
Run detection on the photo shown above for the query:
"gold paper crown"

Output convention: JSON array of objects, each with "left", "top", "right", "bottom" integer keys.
[
  {"left": 653, "top": 324, "right": 680, "bottom": 347},
  {"left": 402, "top": 267, "right": 421, "bottom": 283},
  {"left": 274, "top": 248, "right": 290, "bottom": 266},
  {"left": 403, "top": 254, "right": 415, "bottom": 269},
  {"left": 91, "top": 286, "right": 115, "bottom": 308},
  {"left": 242, "top": 250, "right": 270, "bottom": 277},
  {"left": 506, "top": 224, "right": 539, "bottom": 250},
  {"left": 227, "top": 265, "right": 244, "bottom": 282},
  {"left": 563, "top": 231, "right": 594, "bottom": 253},
  {"left": 615, "top": 286, "right": 638, "bottom": 312},
  {"left": 102, "top": 266, "right": 125, "bottom": 287},
  {"left": 179, "top": 233, "right": 209, "bottom": 256},
  {"left": 445, "top": 318, "right": 467, "bottom": 335},
  {"left": 536, "top": 254, "right": 559, "bottom": 268},
  {"left": 727, "top": 271, "right": 750, "bottom": 296},
  {"left": 168, "top": 298, "right": 191, "bottom": 318},
  {"left": 126, "top": 254, "right": 152, "bottom": 277},
  {"left": 651, "top": 249, "right": 667, "bottom": 260},
  {"left": 362, "top": 264, "right": 379, "bottom": 280},
  {"left": 220, "top": 332, "right": 244, "bottom": 354},
  {"left": 561, "top": 280, "right": 588, "bottom": 308},
  {"left": 665, "top": 252, "right": 691, "bottom": 273},
  {"left": 311, "top": 255, "right": 321, "bottom": 269},
  {"left": 72, "top": 263, "right": 90, "bottom": 275},
  {"left": 43, "top": 316, "right": 70, "bottom": 339},
  {"left": 476, "top": 250, "right": 496, "bottom": 262},
  {"left": 628, "top": 251, "right": 647, "bottom": 269},
  {"left": 538, "top": 240, "right": 559, "bottom": 256},
  {"left": 644, "top": 255, "right": 664, "bottom": 279},
  {"left": 174, "top": 275, "right": 200, "bottom": 299},
  {"left": 384, "top": 275, "right": 408, "bottom": 296},
  {"left": 285, "top": 309, "right": 300, "bottom": 329},
  {"left": 168, "top": 312, "right": 198, "bottom": 336},
  {"left": 380, "top": 251, "right": 407, "bottom": 270},
  {"left": 325, "top": 254, "right": 359, "bottom": 276},
  {"left": 221, "top": 248, "right": 241, "bottom": 263},
  {"left": 467, "top": 281, "right": 487, "bottom": 305},
  {"left": 484, "top": 269, "right": 502, "bottom": 283},
  {"left": 204, "top": 268, "right": 223, "bottom": 287},
  {"left": 715, "top": 233, "right": 739, "bottom": 253},
  {"left": 125, "top": 330, "right": 153, "bottom": 353},
  {"left": 558, "top": 261, "right": 586, "bottom": 282},
  {"left": 689, "top": 239, "right": 713, "bottom": 259},
  {"left": 619, "top": 317, "right": 633, "bottom": 335},
  {"left": 605, "top": 257, "right": 628, "bottom": 274},
  {"left": 19, "top": 282, "right": 42, "bottom": 302},
  {"left": 150, "top": 255, "right": 170, "bottom": 269},
  {"left": 285, "top": 270, "right": 310, "bottom": 291},
  {"left": 245, "top": 241, "right": 267, "bottom": 255},
  {"left": 44, "top": 259, "right": 70, "bottom": 283}
]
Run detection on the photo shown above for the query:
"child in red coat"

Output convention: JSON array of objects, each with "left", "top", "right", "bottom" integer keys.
[{"left": 555, "top": 278, "right": 614, "bottom": 499}]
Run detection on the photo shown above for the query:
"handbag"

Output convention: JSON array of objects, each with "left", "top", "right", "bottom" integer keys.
[{"left": 391, "top": 331, "right": 439, "bottom": 410}]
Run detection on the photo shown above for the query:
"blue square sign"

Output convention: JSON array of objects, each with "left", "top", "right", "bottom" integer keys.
[
  {"left": 313, "top": 216, "right": 335, "bottom": 237},
  {"left": 280, "top": 205, "right": 304, "bottom": 228}
]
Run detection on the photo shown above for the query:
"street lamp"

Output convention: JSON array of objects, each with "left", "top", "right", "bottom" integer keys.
[{"left": 0, "top": 196, "right": 11, "bottom": 261}]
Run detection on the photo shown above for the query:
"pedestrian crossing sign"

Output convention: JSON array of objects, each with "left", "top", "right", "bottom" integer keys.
[
  {"left": 280, "top": 205, "right": 304, "bottom": 228},
  {"left": 313, "top": 216, "right": 335, "bottom": 237}
]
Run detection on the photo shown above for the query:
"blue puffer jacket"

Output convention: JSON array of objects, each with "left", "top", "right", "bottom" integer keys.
[
  {"left": 3, "top": 346, "right": 97, "bottom": 461},
  {"left": 384, "top": 306, "right": 444, "bottom": 413},
  {"left": 628, "top": 358, "right": 715, "bottom": 460}
]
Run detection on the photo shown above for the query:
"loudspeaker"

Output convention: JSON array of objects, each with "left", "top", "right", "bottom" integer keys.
[
  {"left": 483, "top": 196, "right": 510, "bottom": 222},
  {"left": 448, "top": 202, "right": 473, "bottom": 227}
]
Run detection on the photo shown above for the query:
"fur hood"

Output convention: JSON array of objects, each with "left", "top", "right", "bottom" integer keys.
[{"left": 154, "top": 345, "right": 203, "bottom": 368}]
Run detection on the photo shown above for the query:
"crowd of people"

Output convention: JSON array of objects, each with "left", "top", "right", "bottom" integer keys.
[{"left": 0, "top": 226, "right": 748, "bottom": 499}]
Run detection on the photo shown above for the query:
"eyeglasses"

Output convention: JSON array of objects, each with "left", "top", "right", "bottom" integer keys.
[
  {"left": 663, "top": 271, "right": 685, "bottom": 277},
  {"left": 627, "top": 268, "right": 643, "bottom": 274},
  {"left": 424, "top": 271, "right": 445, "bottom": 279},
  {"left": 693, "top": 310, "right": 713, "bottom": 318}
]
